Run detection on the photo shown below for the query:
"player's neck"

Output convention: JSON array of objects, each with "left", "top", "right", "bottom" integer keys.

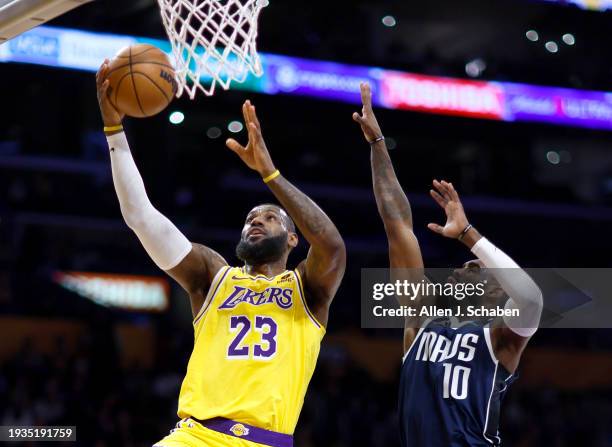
[{"left": 243, "top": 259, "right": 288, "bottom": 278}]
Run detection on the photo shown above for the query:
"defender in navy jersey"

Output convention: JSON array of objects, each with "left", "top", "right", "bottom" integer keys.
[
  {"left": 353, "top": 83, "right": 543, "bottom": 446},
  {"left": 400, "top": 320, "right": 516, "bottom": 446}
]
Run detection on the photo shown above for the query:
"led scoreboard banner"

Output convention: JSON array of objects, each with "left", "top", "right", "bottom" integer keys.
[
  {"left": 1, "top": 26, "right": 611, "bottom": 131},
  {"left": 53, "top": 271, "right": 170, "bottom": 312},
  {"left": 541, "top": 0, "right": 612, "bottom": 11}
]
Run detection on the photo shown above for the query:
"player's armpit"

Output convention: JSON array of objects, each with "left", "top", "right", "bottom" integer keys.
[
  {"left": 490, "top": 326, "right": 530, "bottom": 373},
  {"left": 395, "top": 270, "right": 430, "bottom": 354},
  {"left": 297, "top": 241, "right": 346, "bottom": 327},
  {"left": 263, "top": 174, "right": 345, "bottom": 327},
  {"left": 166, "top": 243, "right": 228, "bottom": 316}
]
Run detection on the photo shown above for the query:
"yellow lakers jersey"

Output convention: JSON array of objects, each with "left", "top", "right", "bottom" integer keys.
[{"left": 177, "top": 266, "right": 325, "bottom": 434}]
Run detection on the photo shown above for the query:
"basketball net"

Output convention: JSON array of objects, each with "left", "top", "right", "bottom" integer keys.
[{"left": 157, "top": 0, "right": 269, "bottom": 98}]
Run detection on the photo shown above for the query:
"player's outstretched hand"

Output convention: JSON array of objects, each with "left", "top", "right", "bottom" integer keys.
[
  {"left": 96, "top": 59, "right": 124, "bottom": 127},
  {"left": 226, "top": 100, "right": 276, "bottom": 178},
  {"left": 352, "top": 82, "right": 383, "bottom": 144},
  {"left": 427, "top": 180, "right": 470, "bottom": 239}
]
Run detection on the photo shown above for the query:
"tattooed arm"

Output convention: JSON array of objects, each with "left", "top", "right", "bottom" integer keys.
[
  {"left": 267, "top": 176, "right": 346, "bottom": 327},
  {"left": 353, "top": 83, "right": 424, "bottom": 272},
  {"left": 353, "top": 83, "right": 425, "bottom": 351},
  {"left": 226, "top": 101, "right": 346, "bottom": 327}
]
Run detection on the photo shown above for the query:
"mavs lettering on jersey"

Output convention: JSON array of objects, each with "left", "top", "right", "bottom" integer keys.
[
  {"left": 399, "top": 319, "right": 515, "bottom": 447},
  {"left": 414, "top": 330, "right": 478, "bottom": 400}
]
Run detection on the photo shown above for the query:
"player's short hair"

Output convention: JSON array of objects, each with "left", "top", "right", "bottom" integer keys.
[{"left": 254, "top": 203, "right": 296, "bottom": 233}]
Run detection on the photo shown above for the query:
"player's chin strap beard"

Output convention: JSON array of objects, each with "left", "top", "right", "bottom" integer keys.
[{"left": 235, "top": 233, "right": 288, "bottom": 266}]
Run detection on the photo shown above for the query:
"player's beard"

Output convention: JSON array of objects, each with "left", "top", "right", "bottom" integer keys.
[{"left": 236, "top": 232, "right": 288, "bottom": 265}]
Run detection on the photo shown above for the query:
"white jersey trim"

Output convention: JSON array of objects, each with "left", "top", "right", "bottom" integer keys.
[
  {"left": 193, "top": 265, "right": 231, "bottom": 325},
  {"left": 483, "top": 325, "right": 498, "bottom": 365},
  {"left": 402, "top": 323, "right": 429, "bottom": 363},
  {"left": 482, "top": 362, "right": 500, "bottom": 445}
]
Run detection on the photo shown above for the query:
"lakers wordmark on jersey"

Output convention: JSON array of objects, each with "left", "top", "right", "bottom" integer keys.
[{"left": 178, "top": 266, "right": 325, "bottom": 435}]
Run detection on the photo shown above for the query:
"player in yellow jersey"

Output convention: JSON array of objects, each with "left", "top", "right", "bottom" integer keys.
[{"left": 96, "top": 62, "right": 346, "bottom": 447}]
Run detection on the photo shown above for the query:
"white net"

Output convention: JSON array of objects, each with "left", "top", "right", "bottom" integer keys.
[{"left": 157, "top": 0, "right": 269, "bottom": 98}]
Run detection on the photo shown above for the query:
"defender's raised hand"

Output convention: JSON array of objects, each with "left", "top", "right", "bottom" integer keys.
[
  {"left": 427, "top": 180, "right": 470, "bottom": 239},
  {"left": 96, "top": 59, "right": 124, "bottom": 127},
  {"left": 352, "top": 82, "right": 383, "bottom": 143},
  {"left": 226, "top": 100, "right": 276, "bottom": 178}
]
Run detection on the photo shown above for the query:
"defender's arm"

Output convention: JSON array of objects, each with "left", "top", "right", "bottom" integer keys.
[
  {"left": 353, "top": 83, "right": 425, "bottom": 351},
  {"left": 354, "top": 84, "right": 424, "bottom": 270},
  {"left": 428, "top": 180, "right": 543, "bottom": 373},
  {"left": 460, "top": 228, "right": 543, "bottom": 373}
]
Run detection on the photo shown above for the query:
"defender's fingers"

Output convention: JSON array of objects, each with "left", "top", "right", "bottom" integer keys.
[
  {"left": 440, "top": 180, "right": 452, "bottom": 193},
  {"left": 360, "top": 83, "right": 372, "bottom": 109},
  {"left": 352, "top": 112, "right": 364, "bottom": 123},
  {"left": 435, "top": 180, "right": 452, "bottom": 200},
  {"left": 448, "top": 182, "right": 460, "bottom": 201},
  {"left": 430, "top": 189, "right": 446, "bottom": 208},
  {"left": 427, "top": 223, "right": 444, "bottom": 234},
  {"left": 432, "top": 180, "right": 447, "bottom": 198}
]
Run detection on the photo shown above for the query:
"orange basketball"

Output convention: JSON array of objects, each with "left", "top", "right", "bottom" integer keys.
[{"left": 106, "top": 44, "right": 177, "bottom": 118}]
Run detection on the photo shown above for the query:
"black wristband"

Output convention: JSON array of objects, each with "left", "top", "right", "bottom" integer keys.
[
  {"left": 457, "top": 224, "right": 473, "bottom": 241},
  {"left": 368, "top": 135, "right": 385, "bottom": 145}
]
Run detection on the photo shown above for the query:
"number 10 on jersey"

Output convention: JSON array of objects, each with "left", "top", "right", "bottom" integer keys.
[
  {"left": 442, "top": 363, "right": 471, "bottom": 400},
  {"left": 228, "top": 315, "right": 278, "bottom": 360}
]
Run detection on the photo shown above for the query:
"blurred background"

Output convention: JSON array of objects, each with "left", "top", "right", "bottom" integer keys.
[{"left": 1, "top": 0, "right": 611, "bottom": 445}]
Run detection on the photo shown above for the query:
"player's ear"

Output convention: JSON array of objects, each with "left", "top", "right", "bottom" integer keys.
[{"left": 288, "top": 232, "right": 298, "bottom": 249}]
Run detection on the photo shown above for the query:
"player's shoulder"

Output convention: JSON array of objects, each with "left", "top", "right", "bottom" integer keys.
[
  {"left": 423, "top": 318, "right": 485, "bottom": 334},
  {"left": 190, "top": 243, "right": 228, "bottom": 272}
]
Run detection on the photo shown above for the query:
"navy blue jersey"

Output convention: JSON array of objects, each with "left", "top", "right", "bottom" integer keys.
[{"left": 399, "top": 319, "right": 515, "bottom": 447}]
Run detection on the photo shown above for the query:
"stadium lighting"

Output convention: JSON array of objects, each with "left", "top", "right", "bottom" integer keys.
[
  {"left": 546, "top": 151, "right": 561, "bottom": 165},
  {"left": 562, "top": 33, "right": 575, "bottom": 45},
  {"left": 169, "top": 111, "right": 185, "bottom": 124},
  {"left": 228, "top": 120, "right": 244, "bottom": 133},
  {"left": 382, "top": 15, "right": 397, "bottom": 27},
  {"left": 207, "top": 126, "right": 222, "bottom": 139},
  {"left": 545, "top": 41, "right": 559, "bottom": 53},
  {"left": 465, "top": 59, "right": 486, "bottom": 78},
  {"left": 526, "top": 30, "right": 539, "bottom": 42}
]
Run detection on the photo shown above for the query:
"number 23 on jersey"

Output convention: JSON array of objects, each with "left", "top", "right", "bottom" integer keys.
[{"left": 227, "top": 315, "right": 278, "bottom": 360}]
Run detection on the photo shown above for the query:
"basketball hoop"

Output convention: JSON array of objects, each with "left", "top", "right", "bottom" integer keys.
[{"left": 157, "top": 0, "right": 269, "bottom": 98}]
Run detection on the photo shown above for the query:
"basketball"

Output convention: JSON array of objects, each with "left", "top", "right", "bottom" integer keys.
[{"left": 106, "top": 44, "right": 177, "bottom": 118}]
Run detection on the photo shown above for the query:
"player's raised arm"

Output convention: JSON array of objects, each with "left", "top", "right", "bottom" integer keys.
[
  {"left": 96, "top": 61, "right": 227, "bottom": 317},
  {"left": 428, "top": 179, "right": 543, "bottom": 372},
  {"left": 226, "top": 101, "right": 345, "bottom": 326},
  {"left": 352, "top": 83, "right": 424, "bottom": 271},
  {"left": 353, "top": 83, "right": 425, "bottom": 350}
]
